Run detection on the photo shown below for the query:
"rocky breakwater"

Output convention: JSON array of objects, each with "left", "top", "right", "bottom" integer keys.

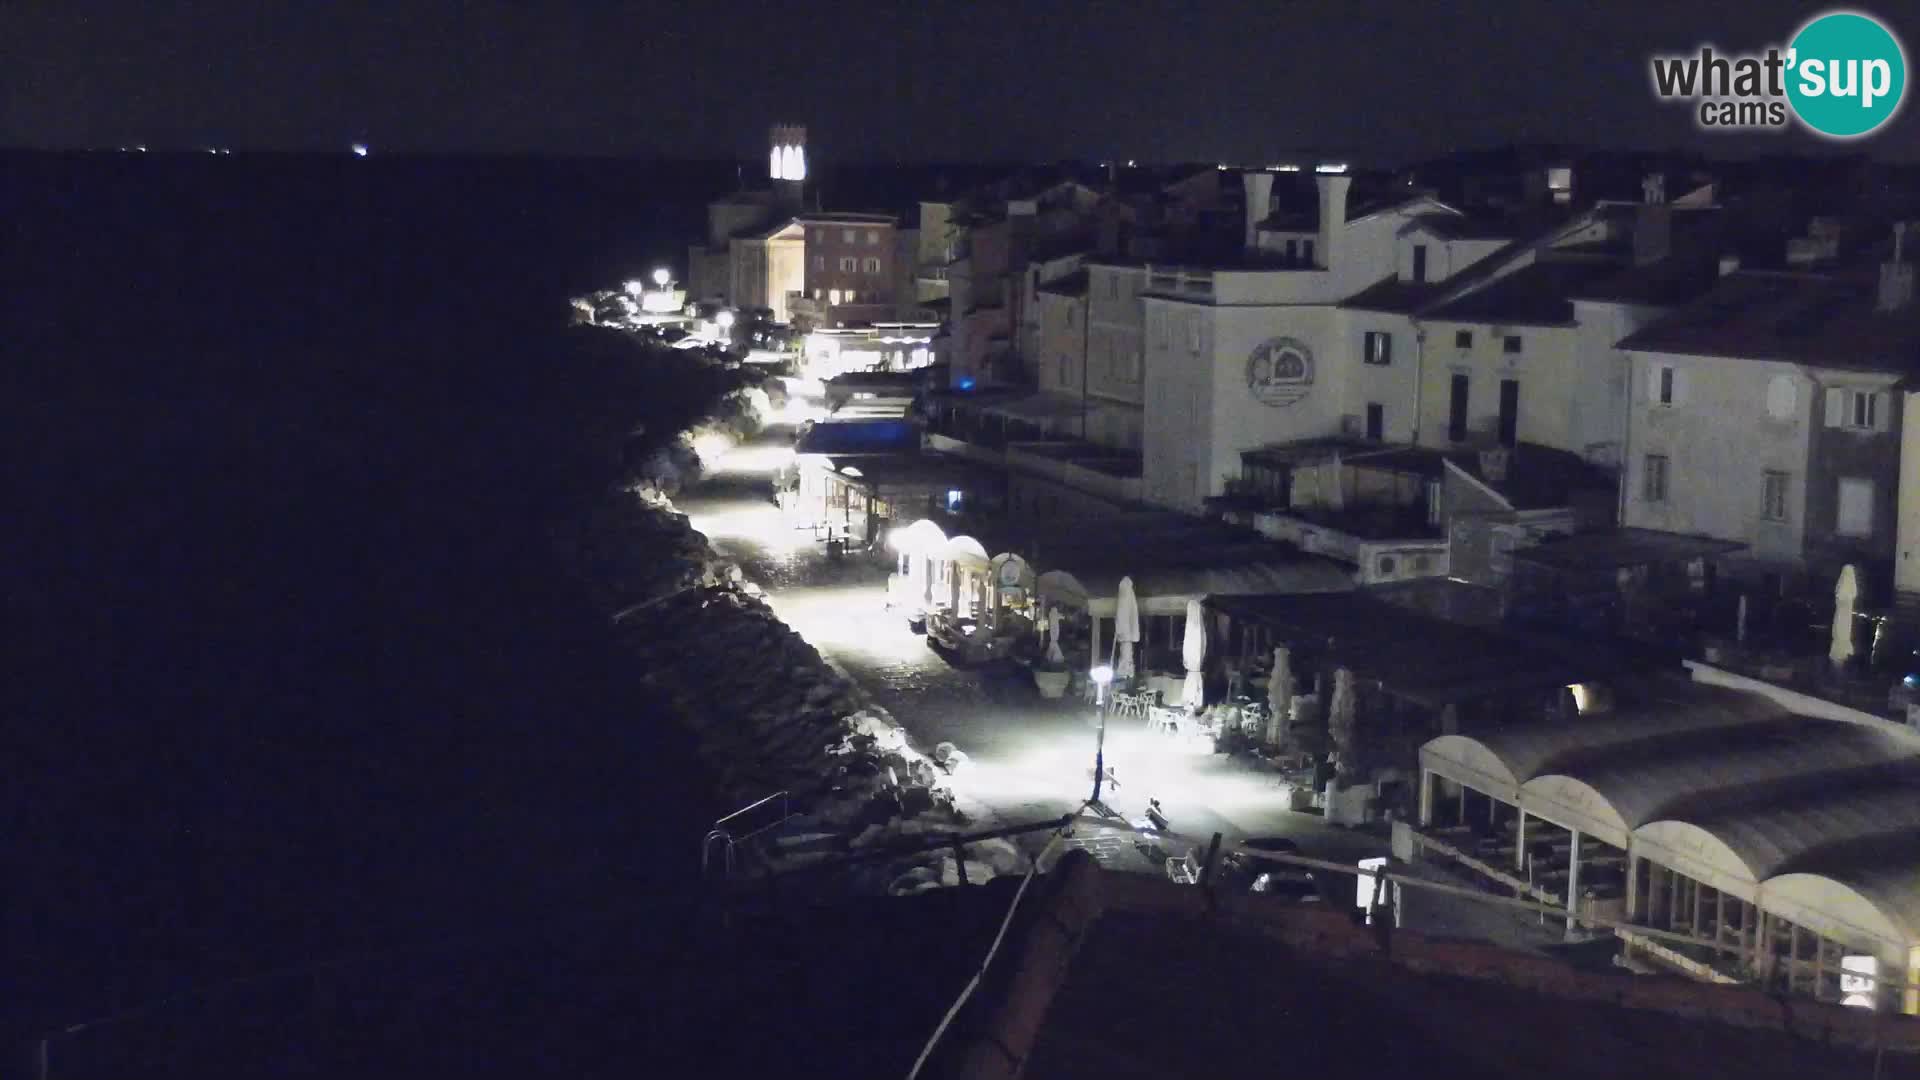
[
  {"left": 585, "top": 500, "right": 1028, "bottom": 896},
  {"left": 548, "top": 369, "right": 1026, "bottom": 895}
]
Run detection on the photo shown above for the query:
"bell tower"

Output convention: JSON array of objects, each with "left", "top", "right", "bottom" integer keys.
[{"left": 770, "top": 124, "right": 807, "bottom": 211}]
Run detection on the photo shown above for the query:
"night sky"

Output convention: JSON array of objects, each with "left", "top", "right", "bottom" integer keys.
[{"left": 4, "top": 1, "right": 1917, "bottom": 164}]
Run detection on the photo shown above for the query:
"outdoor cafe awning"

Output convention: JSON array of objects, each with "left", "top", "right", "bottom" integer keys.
[{"left": 1038, "top": 558, "right": 1354, "bottom": 617}]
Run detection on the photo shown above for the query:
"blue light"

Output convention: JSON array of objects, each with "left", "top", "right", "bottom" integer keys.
[
  {"left": 958, "top": 377, "right": 975, "bottom": 391},
  {"left": 946, "top": 489, "right": 963, "bottom": 511},
  {"left": 1906, "top": 674, "right": 1920, "bottom": 690}
]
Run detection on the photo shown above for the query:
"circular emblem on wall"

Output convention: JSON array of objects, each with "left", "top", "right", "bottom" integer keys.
[{"left": 1246, "top": 337, "right": 1315, "bottom": 408}]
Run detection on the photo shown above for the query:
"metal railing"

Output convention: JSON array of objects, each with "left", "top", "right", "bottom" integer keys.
[{"left": 701, "top": 791, "right": 794, "bottom": 882}]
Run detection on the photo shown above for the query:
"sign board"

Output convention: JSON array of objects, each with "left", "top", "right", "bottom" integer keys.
[{"left": 1842, "top": 954, "right": 1879, "bottom": 1009}]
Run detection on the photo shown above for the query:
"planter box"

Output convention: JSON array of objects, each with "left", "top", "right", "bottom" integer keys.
[{"left": 1033, "top": 669, "right": 1070, "bottom": 699}]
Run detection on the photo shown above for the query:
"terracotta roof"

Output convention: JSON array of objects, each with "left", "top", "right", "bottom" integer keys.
[
  {"left": 1035, "top": 269, "right": 1090, "bottom": 297},
  {"left": 1422, "top": 259, "right": 1626, "bottom": 327},
  {"left": 1616, "top": 268, "right": 1920, "bottom": 373},
  {"left": 948, "top": 851, "right": 1919, "bottom": 1079},
  {"left": 1404, "top": 212, "right": 1519, "bottom": 241}
]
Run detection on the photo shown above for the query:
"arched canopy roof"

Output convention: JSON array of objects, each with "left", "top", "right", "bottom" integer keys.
[
  {"left": 891, "top": 518, "right": 948, "bottom": 555},
  {"left": 1523, "top": 718, "right": 1912, "bottom": 848},
  {"left": 989, "top": 552, "right": 1035, "bottom": 591},
  {"left": 940, "top": 534, "right": 990, "bottom": 569},
  {"left": 1636, "top": 769, "right": 1920, "bottom": 900},
  {"left": 1418, "top": 684, "right": 1779, "bottom": 799},
  {"left": 1420, "top": 734, "right": 1525, "bottom": 804},
  {"left": 1762, "top": 832, "right": 1920, "bottom": 955}
]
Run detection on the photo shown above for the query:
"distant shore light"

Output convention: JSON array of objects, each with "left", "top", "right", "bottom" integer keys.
[{"left": 352, "top": 143, "right": 369, "bottom": 157}]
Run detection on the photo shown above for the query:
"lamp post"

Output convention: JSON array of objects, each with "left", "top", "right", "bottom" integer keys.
[
  {"left": 652, "top": 267, "right": 671, "bottom": 289},
  {"left": 1090, "top": 664, "right": 1114, "bottom": 804},
  {"left": 716, "top": 308, "right": 736, "bottom": 346}
]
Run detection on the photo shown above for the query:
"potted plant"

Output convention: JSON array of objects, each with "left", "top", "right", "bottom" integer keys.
[{"left": 1032, "top": 656, "right": 1071, "bottom": 699}]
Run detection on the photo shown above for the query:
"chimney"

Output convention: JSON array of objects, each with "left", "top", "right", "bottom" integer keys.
[
  {"left": 1718, "top": 254, "right": 1741, "bottom": 277},
  {"left": 1242, "top": 170, "right": 1274, "bottom": 252},
  {"left": 1316, "top": 174, "right": 1351, "bottom": 271},
  {"left": 1478, "top": 446, "right": 1511, "bottom": 487},
  {"left": 1879, "top": 222, "right": 1916, "bottom": 313}
]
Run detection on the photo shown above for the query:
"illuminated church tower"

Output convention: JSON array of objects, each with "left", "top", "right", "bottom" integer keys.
[{"left": 770, "top": 124, "right": 807, "bottom": 211}]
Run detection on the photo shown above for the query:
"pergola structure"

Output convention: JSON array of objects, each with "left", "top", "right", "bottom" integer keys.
[{"left": 1416, "top": 683, "right": 1920, "bottom": 1012}]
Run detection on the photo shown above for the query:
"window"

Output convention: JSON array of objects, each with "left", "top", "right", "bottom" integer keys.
[
  {"left": 1411, "top": 244, "right": 1428, "bottom": 283},
  {"left": 1826, "top": 388, "right": 1885, "bottom": 430},
  {"left": 1643, "top": 454, "right": 1670, "bottom": 502},
  {"left": 1654, "top": 363, "right": 1677, "bottom": 406},
  {"left": 1365, "top": 402, "right": 1384, "bottom": 440},
  {"left": 867, "top": 229, "right": 880, "bottom": 245},
  {"left": 1503, "top": 335, "right": 1523, "bottom": 354},
  {"left": 1455, "top": 330, "right": 1472, "bottom": 349},
  {"left": 1837, "top": 477, "right": 1874, "bottom": 537},
  {"left": 1364, "top": 331, "right": 1392, "bottom": 366},
  {"left": 864, "top": 257, "right": 881, "bottom": 273},
  {"left": 829, "top": 289, "right": 843, "bottom": 305},
  {"left": 1378, "top": 555, "right": 1398, "bottom": 576},
  {"left": 839, "top": 256, "right": 856, "bottom": 272},
  {"left": 842, "top": 229, "right": 856, "bottom": 243},
  {"left": 1762, "top": 470, "right": 1789, "bottom": 522},
  {"left": 813, "top": 288, "right": 824, "bottom": 300},
  {"left": 1448, "top": 373, "right": 1469, "bottom": 441},
  {"left": 812, "top": 256, "right": 825, "bottom": 271},
  {"left": 1301, "top": 239, "right": 1315, "bottom": 263}
]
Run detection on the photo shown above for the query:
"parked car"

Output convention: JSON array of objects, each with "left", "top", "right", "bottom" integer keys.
[{"left": 1219, "top": 837, "right": 1322, "bottom": 902}]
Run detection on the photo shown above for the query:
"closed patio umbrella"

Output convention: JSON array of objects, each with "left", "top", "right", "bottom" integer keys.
[
  {"left": 1181, "top": 598, "right": 1206, "bottom": 709},
  {"left": 1114, "top": 576, "right": 1140, "bottom": 680},
  {"left": 1266, "top": 646, "right": 1293, "bottom": 747},
  {"left": 1046, "top": 607, "right": 1066, "bottom": 665}
]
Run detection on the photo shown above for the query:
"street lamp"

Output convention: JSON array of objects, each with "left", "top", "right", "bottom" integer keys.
[
  {"left": 1090, "top": 664, "right": 1114, "bottom": 804},
  {"left": 652, "top": 267, "right": 671, "bottom": 288}
]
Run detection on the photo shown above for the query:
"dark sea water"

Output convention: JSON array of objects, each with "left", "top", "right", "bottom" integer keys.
[{"left": 2, "top": 151, "right": 983, "bottom": 1071}]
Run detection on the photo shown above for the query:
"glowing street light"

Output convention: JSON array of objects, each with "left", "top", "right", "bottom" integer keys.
[
  {"left": 1090, "top": 664, "right": 1116, "bottom": 805},
  {"left": 717, "top": 310, "right": 736, "bottom": 329},
  {"left": 351, "top": 143, "right": 369, "bottom": 157},
  {"left": 652, "top": 267, "right": 671, "bottom": 288},
  {"left": 624, "top": 280, "right": 646, "bottom": 298}
]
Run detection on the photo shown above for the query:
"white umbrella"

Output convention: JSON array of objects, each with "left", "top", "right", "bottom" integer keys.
[
  {"left": 1831, "top": 565, "right": 1860, "bottom": 668},
  {"left": 1266, "top": 646, "right": 1294, "bottom": 747},
  {"left": 1046, "top": 607, "right": 1066, "bottom": 665},
  {"left": 1181, "top": 598, "right": 1206, "bottom": 709},
  {"left": 1113, "top": 576, "right": 1140, "bottom": 680}
]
